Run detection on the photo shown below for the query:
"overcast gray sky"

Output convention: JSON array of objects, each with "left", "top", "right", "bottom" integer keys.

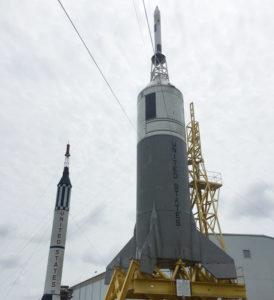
[{"left": 0, "top": 0, "right": 274, "bottom": 299}]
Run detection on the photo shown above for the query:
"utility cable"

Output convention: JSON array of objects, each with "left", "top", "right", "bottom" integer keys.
[
  {"left": 132, "top": 0, "right": 147, "bottom": 51},
  {"left": 57, "top": 0, "right": 135, "bottom": 130},
  {"left": 3, "top": 222, "right": 51, "bottom": 299},
  {"left": 0, "top": 210, "right": 51, "bottom": 270},
  {"left": 0, "top": 213, "right": 51, "bottom": 290},
  {"left": 69, "top": 212, "right": 107, "bottom": 265},
  {"left": 142, "top": 0, "right": 154, "bottom": 53}
]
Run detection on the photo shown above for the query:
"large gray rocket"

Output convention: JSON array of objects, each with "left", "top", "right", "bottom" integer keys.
[{"left": 105, "top": 7, "right": 236, "bottom": 283}]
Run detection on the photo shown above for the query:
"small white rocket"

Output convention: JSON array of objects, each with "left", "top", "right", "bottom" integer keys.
[
  {"left": 154, "top": 6, "right": 162, "bottom": 54},
  {"left": 42, "top": 144, "right": 72, "bottom": 300}
]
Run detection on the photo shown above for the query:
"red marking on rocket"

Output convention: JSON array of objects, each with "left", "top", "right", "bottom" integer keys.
[{"left": 65, "top": 144, "right": 70, "bottom": 158}]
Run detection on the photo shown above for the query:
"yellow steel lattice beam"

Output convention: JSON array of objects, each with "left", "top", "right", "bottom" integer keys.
[
  {"left": 104, "top": 260, "right": 247, "bottom": 300},
  {"left": 186, "top": 102, "right": 226, "bottom": 251}
]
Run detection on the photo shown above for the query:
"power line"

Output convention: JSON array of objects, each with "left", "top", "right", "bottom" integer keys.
[
  {"left": 3, "top": 222, "right": 51, "bottom": 299},
  {"left": 69, "top": 212, "right": 107, "bottom": 265},
  {"left": 132, "top": 0, "right": 146, "bottom": 50},
  {"left": 142, "top": 0, "right": 154, "bottom": 53},
  {"left": 57, "top": 0, "right": 135, "bottom": 130}
]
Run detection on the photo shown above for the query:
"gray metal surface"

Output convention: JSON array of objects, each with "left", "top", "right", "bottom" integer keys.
[
  {"left": 136, "top": 135, "right": 200, "bottom": 268},
  {"left": 106, "top": 135, "right": 236, "bottom": 282}
]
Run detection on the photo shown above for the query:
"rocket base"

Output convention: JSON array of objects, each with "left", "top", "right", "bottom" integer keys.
[
  {"left": 104, "top": 259, "right": 247, "bottom": 300},
  {"left": 105, "top": 227, "right": 237, "bottom": 285}
]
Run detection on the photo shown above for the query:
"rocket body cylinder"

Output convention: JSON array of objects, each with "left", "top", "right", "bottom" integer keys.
[
  {"left": 136, "top": 84, "right": 197, "bottom": 268},
  {"left": 42, "top": 164, "right": 72, "bottom": 300}
]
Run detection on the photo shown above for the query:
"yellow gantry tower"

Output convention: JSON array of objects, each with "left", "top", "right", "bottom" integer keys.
[
  {"left": 186, "top": 102, "right": 226, "bottom": 251},
  {"left": 104, "top": 103, "right": 246, "bottom": 300}
]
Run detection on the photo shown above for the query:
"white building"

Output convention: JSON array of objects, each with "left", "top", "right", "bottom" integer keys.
[{"left": 71, "top": 234, "right": 274, "bottom": 300}]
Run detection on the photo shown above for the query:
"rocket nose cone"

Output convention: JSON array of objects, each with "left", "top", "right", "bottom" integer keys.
[
  {"left": 154, "top": 6, "right": 160, "bottom": 15},
  {"left": 58, "top": 166, "right": 72, "bottom": 186}
]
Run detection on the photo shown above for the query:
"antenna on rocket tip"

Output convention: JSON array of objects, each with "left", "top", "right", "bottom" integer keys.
[{"left": 64, "top": 142, "right": 70, "bottom": 168}]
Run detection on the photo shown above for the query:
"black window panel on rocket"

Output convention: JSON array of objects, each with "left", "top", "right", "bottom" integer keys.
[
  {"left": 60, "top": 187, "right": 65, "bottom": 207},
  {"left": 145, "top": 93, "right": 156, "bottom": 120}
]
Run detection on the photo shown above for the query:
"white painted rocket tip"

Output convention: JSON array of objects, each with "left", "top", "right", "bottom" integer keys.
[{"left": 154, "top": 6, "right": 162, "bottom": 53}]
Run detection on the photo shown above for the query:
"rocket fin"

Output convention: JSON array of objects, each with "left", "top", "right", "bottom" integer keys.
[
  {"left": 138, "top": 205, "right": 160, "bottom": 273},
  {"left": 105, "top": 206, "right": 162, "bottom": 283},
  {"left": 105, "top": 211, "right": 236, "bottom": 283},
  {"left": 105, "top": 233, "right": 136, "bottom": 284},
  {"left": 198, "top": 232, "right": 237, "bottom": 279}
]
